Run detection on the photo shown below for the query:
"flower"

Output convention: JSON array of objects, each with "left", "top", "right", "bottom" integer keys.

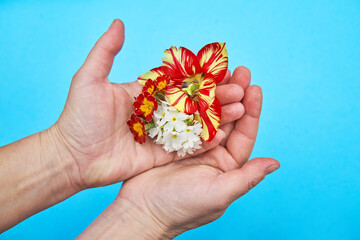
[
  {"left": 153, "top": 102, "right": 170, "bottom": 126},
  {"left": 163, "top": 131, "right": 187, "bottom": 151},
  {"left": 183, "top": 123, "right": 203, "bottom": 143},
  {"left": 137, "top": 42, "right": 227, "bottom": 142},
  {"left": 127, "top": 114, "right": 147, "bottom": 144},
  {"left": 163, "top": 110, "right": 188, "bottom": 132},
  {"left": 148, "top": 125, "right": 163, "bottom": 143},
  {"left": 155, "top": 75, "right": 171, "bottom": 91},
  {"left": 142, "top": 79, "right": 156, "bottom": 95},
  {"left": 177, "top": 139, "right": 202, "bottom": 157},
  {"left": 133, "top": 92, "right": 158, "bottom": 121},
  {"left": 147, "top": 98, "right": 204, "bottom": 156}
]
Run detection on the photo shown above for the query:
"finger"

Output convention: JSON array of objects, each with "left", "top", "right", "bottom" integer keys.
[
  {"left": 172, "top": 129, "right": 225, "bottom": 161},
  {"left": 219, "top": 123, "right": 234, "bottom": 146},
  {"left": 77, "top": 19, "right": 125, "bottom": 82},
  {"left": 220, "top": 102, "right": 245, "bottom": 126},
  {"left": 217, "top": 66, "right": 251, "bottom": 146},
  {"left": 216, "top": 84, "right": 244, "bottom": 105},
  {"left": 216, "top": 157, "right": 280, "bottom": 203},
  {"left": 217, "top": 69, "right": 231, "bottom": 85},
  {"left": 232, "top": 66, "right": 251, "bottom": 90},
  {"left": 226, "top": 85, "right": 263, "bottom": 166}
]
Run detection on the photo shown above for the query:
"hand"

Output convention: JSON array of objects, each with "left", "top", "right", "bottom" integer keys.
[
  {"left": 51, "top": 19, "right": 245, "bottom": 189},
  {"left": 112, "top": 67, "right": 280, "bottom": 238}
]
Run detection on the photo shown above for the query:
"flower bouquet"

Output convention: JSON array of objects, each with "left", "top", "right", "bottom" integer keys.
[{"left": 128, "top": 42, "right": 228, "bottom": 157}]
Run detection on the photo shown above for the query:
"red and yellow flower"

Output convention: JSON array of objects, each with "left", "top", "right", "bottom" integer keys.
[
  {"left": 155, "top": 75, "right": 171, "bottom": 91},
  {"left": 137, "top": 42, "right": 228, "bottom": 141},
  {"left": 127, "top": 114, "right": 147, "bottom": 144},
  {"left": 142, "top": 79, "right": 156, "bottom": 95},
  {"left": 133, "top": 92, "right": 158, "bottom": 121}
]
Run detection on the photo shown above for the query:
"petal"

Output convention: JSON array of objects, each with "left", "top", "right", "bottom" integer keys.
[
  {"left": 162, "top": 46, "right": 202, "bottom": 80},
  {"left": 198, "top": 74, "right": 216, "bottom": 112},
  {"left": 199, "top": 97, "right": 221, "bottom": 142},
  {"left": 197, "top": 42, "right": 228, "bottom": 84},
  {"left": 137, "top": 66, "right": 168, "bottom": 85},
  {"left": 165, "top": 84, "right": 198, "bottom": 114}
]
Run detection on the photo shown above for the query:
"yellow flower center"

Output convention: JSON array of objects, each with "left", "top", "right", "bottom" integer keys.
[
  {"left": 147, "top": 86, "right": 155, "bottom": 94},
  {"left": 162, "top": 112, "right": 165, "bottom": 118},
  {"left": 133, "top": 123, "right": 143, "bottom": 136},
  {"left": 140, "top": 98, "right": 155, "bottom": 116},
  {"left": 158, "top": 81, "right": 166, "bottom": 90},
  {"left": 172, "top": 134, "right": 177, "bottom": 139},
  {"left": 186, "top": 129, "right": 191, "bottom": 133},
  {"left": 171, "top": 117, "right": 177, "bottom": 122}
]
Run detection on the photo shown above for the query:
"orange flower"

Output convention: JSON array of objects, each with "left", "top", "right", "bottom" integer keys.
[
  {"left": 155, "top": 75, "right": 171, "bottom": 91},
  {"left": 127, "top": 114, "right": 147, "bottom": 144},
  {"left": 142, "top": 79, "right": 156, "bottom": 95},
  {"left": 133, "top": 92, "right": 158, "bottom": 121},
  {"left": 137, "top": 42, "right": 228, "bottom": 141}
]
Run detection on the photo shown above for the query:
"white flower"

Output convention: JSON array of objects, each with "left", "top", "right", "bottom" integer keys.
[
  {"left": 153, "top": 104, "right": 169, "bottom": 126},
  {"left": 184, "top": 123, "right": 202, "bottom": 139},
  {"left": 146, "top": 96, "right": 203, "bottom": 157},
  {"left": 163, "top": 110, "right": 188, "bottom": 132},
  {"left": 149, "top": 125, "right": 159, "bottom": 138},
  {"left": 163, "top": 131, "right": 187, "bottom": 151}
]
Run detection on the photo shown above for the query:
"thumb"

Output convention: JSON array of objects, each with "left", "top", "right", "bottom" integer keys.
[
  {"left": 76, "top": 19, "right": 125, "bottom": 82},
  {"left": 216, "top": 157, "right": 280, "bottom": 203}
]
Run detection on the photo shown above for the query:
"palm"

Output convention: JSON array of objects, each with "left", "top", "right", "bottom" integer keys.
[
  {"left": 58, "top": 78, "right": 198, "bottom": 187},
  {"left": 118, "top": 145, "right": 278, "bottom": 236},
  {"left": 118, "top": 147, "right": 235, "bottom": 233},
  {"left": 115, "top": 65, "right": 280, "bottom": 236}
]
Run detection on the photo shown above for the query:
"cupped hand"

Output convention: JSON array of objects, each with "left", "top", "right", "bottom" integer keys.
[
  {"left": 115, "top": 67, "right": 280, "bottom": 238},
  {"left": 51, "top": 19, "right": 245, "bottom": 189}
]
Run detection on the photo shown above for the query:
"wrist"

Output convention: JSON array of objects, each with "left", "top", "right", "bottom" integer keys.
[
  {"left": 77, "top": 198, "right": 174, "bottom": 240},
  {"left": 0, "top": 128, "right": 81, "bottom": 231},
  {"left": 39, "top": 125, "right": 82, "bottom": 197}
]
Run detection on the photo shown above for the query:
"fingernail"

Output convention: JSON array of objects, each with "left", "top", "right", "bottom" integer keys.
[{"left": 265, "top": 165, "right": 279, "bottom": 175}]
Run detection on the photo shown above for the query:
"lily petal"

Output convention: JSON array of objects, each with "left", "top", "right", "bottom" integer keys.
[
  {"left": 199, "top": 97, "right": 221, "bottom": 142},
  {"left": 162, "top": 46, "right": 202, "bottom": 80},
  {"left": 198, "top": 74, "right": 216, "bottom": 112},
  {"left": 197, "top": 42, "right": 228, "bottom": 84},
  {"left": 137, "top": 66, "right": 168, "bottom": 85},
  {"left": 165, "top": 83, "right": 198, "bottom": 114}
]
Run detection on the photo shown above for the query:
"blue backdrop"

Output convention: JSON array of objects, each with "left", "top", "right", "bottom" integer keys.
[{"left": 1, "top": 1, "right": 359, "bottom": 239}]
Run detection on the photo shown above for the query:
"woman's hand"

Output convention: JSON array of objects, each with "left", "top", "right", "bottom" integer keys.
[
  {"left": 77, "top": 66, "right": 280, "bottom": 240},
  {"left": 52, "top": 19, "right": 245, "bottom": 189}
]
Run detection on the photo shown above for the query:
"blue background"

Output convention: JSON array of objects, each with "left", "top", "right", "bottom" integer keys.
[{"left": 1, "top": 0, "right": 359, "bottom": 239}]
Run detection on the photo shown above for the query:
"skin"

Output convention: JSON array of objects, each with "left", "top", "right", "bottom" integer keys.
[
  {"left": 0, "top": 19, "right": 266, "bottom": 233},
  {"left": 76, "top": 20, "right": 280, "bottom": 240}
]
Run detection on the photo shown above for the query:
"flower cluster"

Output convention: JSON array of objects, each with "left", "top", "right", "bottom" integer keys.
[
  {"left": 149, "top": 100, "right": 203, "bottom": 157},
  {"left": 128, "top": 42, "right": 228, "bottom": 156},
  {"left": 127, "top": 77, "right": 169, "bottom": 143}
]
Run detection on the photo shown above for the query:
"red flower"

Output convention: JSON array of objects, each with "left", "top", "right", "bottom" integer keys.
[
  {"left": 127, "top": 114, "right": 147, "bottom": 144},
  {"left": 133, "top": 92, "right": 158, "bottom": 121},
  {"left": 155, "top": 75, "right": 171, "bottom": 91},
  {"left": 142, "top": 79, "right": 156, "bottom": 95},
  {"left": 137, "top": 42, "right": 228, "bottom": 141}
]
